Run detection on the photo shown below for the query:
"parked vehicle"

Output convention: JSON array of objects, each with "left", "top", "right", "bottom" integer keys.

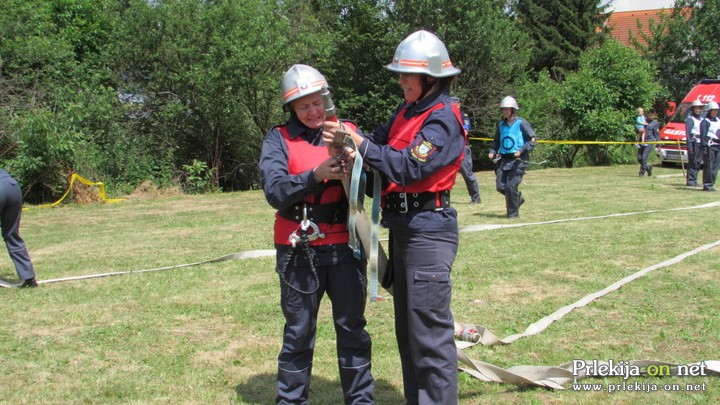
[{"left": 656, "top": 79, "right": 720, "bottom": 166}]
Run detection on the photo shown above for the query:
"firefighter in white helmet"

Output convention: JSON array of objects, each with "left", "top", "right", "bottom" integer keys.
[
  {"left": 685, "top": 99, "right": 705, "bottom": 187},
  {"left": 323, "top": 29, "right": 464, "bottom": 404},
  {"left": 488, "top": 96, "right": 537, "bottom": 218},
  {"left": 700, "top": 100, "right": 720, "bottom": 191},
  {"left": 259, "top": 64, "right": 375, "bottom": 404}
]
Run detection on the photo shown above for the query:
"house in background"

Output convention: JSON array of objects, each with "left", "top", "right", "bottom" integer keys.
[
  {"left": 605, "top": 7, "right": 683, "bottom": 119},
  {"left": 604, "top": 8, "right": 667, "bottom": 47}
]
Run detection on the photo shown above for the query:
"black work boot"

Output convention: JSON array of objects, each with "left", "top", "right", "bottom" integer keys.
[{"left": 20, "top": 278, "right": 38, "bottom": 288}]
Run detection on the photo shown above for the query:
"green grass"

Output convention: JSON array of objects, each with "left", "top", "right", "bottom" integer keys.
[{"left": 1, "top": 164, "right": 718, "bottom": 404}]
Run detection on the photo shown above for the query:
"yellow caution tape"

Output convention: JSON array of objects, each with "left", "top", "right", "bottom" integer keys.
[
  {"left": 468, "top": 136, "right": 685, "bottom": 146},
  {"left": 31, "top": 173, "right": 124, "bottom": 209}
]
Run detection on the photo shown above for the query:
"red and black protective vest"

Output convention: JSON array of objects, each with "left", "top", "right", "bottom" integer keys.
[
  {"left": 384, "top": 102, "right": 465, "bottom": 196},
  {"left": 273, "top": 124, "right": 357, "bottom": 246}
]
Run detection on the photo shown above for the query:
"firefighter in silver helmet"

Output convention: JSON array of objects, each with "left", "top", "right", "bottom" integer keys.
[
  {"left": 259, "top": 64, "right": 375, "bottom": 404},
  {"left": 323, "top": 29, "right": 464, "bottom": 404},
  {"left": 488, "top": 96, "right": 537, "bottom": 218}
]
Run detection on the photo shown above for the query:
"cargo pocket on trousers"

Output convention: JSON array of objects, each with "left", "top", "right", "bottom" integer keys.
[{"left": 413, "top": 270, "right": 451, "bottom": 310}]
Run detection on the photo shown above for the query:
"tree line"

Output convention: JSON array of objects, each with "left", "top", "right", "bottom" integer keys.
[{"left": 1, "top": 0, "right": 718, "bottom": 202}]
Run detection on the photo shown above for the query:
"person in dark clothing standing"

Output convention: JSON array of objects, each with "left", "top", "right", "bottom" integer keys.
[
  {"left": 685, "top": 99, "right": 705, "bottom": 187},
  {"left": 451, "top": 97, "right": 480, "bottom": 204},
  {"left": 488, "top": 96, "right": 537, "bottom": 218},
  {"left": 0, "top": 169, "right": 37, "bottom": 288},
  {"left": 700, "top": 101, "right": 720, "bottom": 191},
  {"left": 323, "top": 29, "right": 464, "bottom": 405},
  {"left": 638, "top": 109, "right": 660, "bottom": 177},
  {"left": 258, "top": 64, "right": 374, "bottom": 404}
]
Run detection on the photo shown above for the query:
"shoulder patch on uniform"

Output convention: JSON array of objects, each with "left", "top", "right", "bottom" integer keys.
[{"left": 410, "top": 140, "right": 436, "bottom": 163}]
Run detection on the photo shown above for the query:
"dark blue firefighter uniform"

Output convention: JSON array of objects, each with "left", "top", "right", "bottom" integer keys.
[
  {"left": 0, "top": 170, "right": 36, "bottom": 282},
  {"left": 458, "top": 111, "right": 480, "bottom": 203},
  {"left": 700, "top": 115, "right": 720, "bottom": 191},
  {"left": 638, "top": 117, "right": 660, "bottom": 176},
  {"left": 490, "top": 116, "right": 536, "bottom": 218},
  {"left": 357, "top": 89, "right": 464, "bottom": 405},
  {"left": 259, "top": 116, "right": 374, "bottom": 404},
  {"left": 686, "top": 113, "right": 704, "bottom": 187}
]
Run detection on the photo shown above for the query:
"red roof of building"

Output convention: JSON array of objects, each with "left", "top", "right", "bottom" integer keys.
[{"left": 606, "top": 9, "right": 667, "bottom": 47}]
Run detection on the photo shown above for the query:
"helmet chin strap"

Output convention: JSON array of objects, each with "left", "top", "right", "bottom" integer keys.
[{"left": 418, "top": 76, "right": 439, "bottom": 102}]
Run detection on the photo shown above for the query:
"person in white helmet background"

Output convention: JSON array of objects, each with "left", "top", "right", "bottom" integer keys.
[
  {"left": 258, "top": 64, "right": 375, "bottom": 404},
  {"left": 323, "top": 29, "right": 465, "bottom": 405},
  {"left": 488, "top": 96, "right": 537, "bottom": 218},
  {"left": 700, "top": 101, "right": 720, "bottom": 191},
  {"left": 685, "top": 99, "right": 705, "bottom": 187},
  {"left": 637, "top": 108, "right": 659, "bottom": 177}
]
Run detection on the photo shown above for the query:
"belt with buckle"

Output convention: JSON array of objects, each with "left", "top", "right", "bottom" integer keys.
[
  {"left": 383, "top": 191, "right": 451, "bottom": 213},
  {"left": 278, "top": 201, "right": 348, "bottom": 224}
]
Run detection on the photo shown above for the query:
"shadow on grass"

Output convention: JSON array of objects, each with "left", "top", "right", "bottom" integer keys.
[
  {"left": 0, "top": 271, "right": 21, "bottom": 288},
  {"left": 235, "top": 373, "right": 404, "bottom": 404},
  {"left": 470, "top": 212, "right": 508, "bottom": 219},
  {"left": 672, "top": 184, "right": 706, "bottom": 191}
]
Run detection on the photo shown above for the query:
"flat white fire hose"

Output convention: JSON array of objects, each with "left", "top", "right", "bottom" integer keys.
[
  {"left": 452, "top": 239, "right": 720, "bottom": 388},
  {"left": 0, "top": 250, "right": 275, "bottom": 288}
]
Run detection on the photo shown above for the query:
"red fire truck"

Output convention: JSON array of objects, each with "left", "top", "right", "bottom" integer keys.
[{"left": 656, "top": 79, "right": 720, "bottom": 166}]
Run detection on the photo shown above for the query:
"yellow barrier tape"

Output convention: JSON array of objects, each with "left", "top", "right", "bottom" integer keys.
[
  {"left": 32, "top": 173, "right": 124, "bottom": 209},
  {"left": 468, "top": 136, "right": 686, "bottom": 146}
]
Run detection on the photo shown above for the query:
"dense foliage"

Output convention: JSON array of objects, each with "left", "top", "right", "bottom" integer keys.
[
  {"left": 0, "top": 0, "right": 684, "bottom": 201},
  {"left": 512, "top": 0, "right": 610, "bottom": 80},
  {"left": 635, "top": 0, "right": 720, "bottom": 104}
]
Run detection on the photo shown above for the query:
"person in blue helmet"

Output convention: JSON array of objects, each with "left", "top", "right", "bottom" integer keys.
[
  {"left": 0, "top": 169, "right": 37, "bottom": 288},
  {"left": 685, "top": 99, "right": 705, "bottom": 187},
  {"left": 488, "top": 96, "right": 537, "bottom": 218},
  {"left": 258, "top": 64, "right": 374, "bottom": 404},
  {"left": 451, "top": 97, "right": 481, "bottom": 204},
  {"left": 323, "top": 29, "right": 464, "bottom": 405}
]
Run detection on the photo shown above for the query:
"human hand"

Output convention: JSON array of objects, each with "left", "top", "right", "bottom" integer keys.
[
  {"left": 488, "top": 153, "right": 495, "bottom": 160},
  {"left": 313, "top": 156, "right": 347, "bottom": 182},
  {"left": 323, "top": 121, "right": 360, "bottom": 149}
]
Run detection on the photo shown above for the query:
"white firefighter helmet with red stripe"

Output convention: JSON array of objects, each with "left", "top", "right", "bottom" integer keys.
[
  {"left": 386, "top": 30, "right": 461, "bottom": 78},
  {"left": 281, "top": 64, "right": 328, "bottom": 106}
]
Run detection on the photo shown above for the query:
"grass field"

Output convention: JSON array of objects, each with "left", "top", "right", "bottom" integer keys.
[{"left": 1, "top": 163, "right": 718, "bottom": 404}]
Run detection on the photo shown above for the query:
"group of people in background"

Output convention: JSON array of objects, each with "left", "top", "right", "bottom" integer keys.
[
  {"left": 636, "top": 101, "right": 719, "bottom": 192},
  {"left": 684, "top": 100, "right": 719, "bottom": 191}
]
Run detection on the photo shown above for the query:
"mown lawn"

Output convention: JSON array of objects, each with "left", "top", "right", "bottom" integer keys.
[{"left": 1, "top": 163, "right": 718, "bottom": 404}]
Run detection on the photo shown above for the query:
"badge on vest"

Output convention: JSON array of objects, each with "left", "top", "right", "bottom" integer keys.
[{"left": 410, "top": 140, "right": 436, "bottom": 163}]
